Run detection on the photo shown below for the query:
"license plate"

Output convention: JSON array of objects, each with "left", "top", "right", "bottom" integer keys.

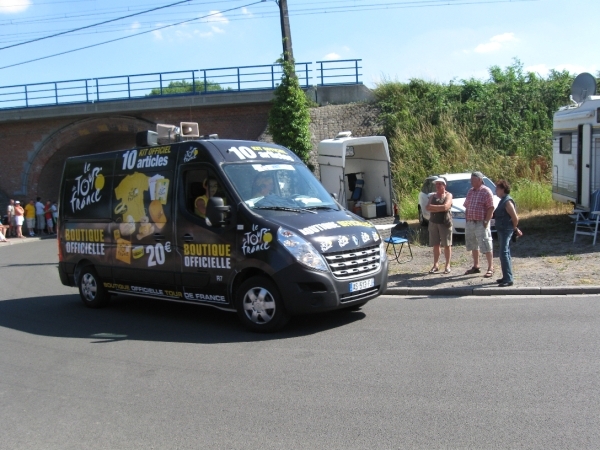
[{"left": 349, "top": 278, "right": 374, "bottom": 292}]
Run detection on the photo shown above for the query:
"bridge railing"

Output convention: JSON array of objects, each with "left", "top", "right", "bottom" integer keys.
[{"left": 0, "top": 59, "right": 361, "bottom": 110}]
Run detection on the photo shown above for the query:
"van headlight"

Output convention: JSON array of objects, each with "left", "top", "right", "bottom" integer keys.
[
  {"left": 278, "top": 228, "right": 328, "bottom": 272},
  {"left": 452, "top": 211, "right": 465, "bottom": 219}
]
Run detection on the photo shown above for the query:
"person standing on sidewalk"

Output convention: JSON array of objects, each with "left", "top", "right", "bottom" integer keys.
[
  {"left": 426, "top": 177, "right": 453, "bottom": 274},
  {"left": 6, "top": 199, "right": 15, "bottom": 237},
  {"left": 463, "top": 171, "right": 495, "bottom": 278},
  {"left": 44, "top": 200, "right": 54, "bottom": 234},
  {"left": 494, "top": 180, "right": 523, "bottom": 287},
  {"left": 35, "top": 197, "right": 45, "bottom": 235},
  {"left": 24, "top": 199, "right": 36, "bottom": 237},
  {"left": 13, "top": 200, "right": 24, "bottom": 238}
]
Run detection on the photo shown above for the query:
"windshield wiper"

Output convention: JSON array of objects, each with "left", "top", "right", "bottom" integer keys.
[
  {"left": 304, "top": 205, "right": 338, "bottom": 211},
  {"left": 253, "top": 206, "right": 317, "bottom": 214}
]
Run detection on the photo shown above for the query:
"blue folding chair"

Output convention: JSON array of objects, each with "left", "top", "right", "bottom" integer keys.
[
  {"left": 384, "top": 231, "right": 413, "bottom": 263},
  {"left": 573, "top": 189, "right": 600, "bottom": 245}
]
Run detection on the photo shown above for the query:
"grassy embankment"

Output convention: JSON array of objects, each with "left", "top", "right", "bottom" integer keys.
[{"left": 373, "top": 60, "right": 584, "bottom": 220}]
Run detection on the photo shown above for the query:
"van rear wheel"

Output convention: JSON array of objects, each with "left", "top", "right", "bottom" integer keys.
[
  {"left": 236, "top": 276, "right": 289, "bottom": 332},
  {"left": 78, "top": 266, "right": 109, "bottom": 308}
]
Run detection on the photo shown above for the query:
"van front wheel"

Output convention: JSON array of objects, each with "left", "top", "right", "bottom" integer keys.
[
  {"left": 236, "top": 277, "right": 289, "bottom": 332},
  {"left": 78, "top": 266, "right": 109, "bottom": 308}
]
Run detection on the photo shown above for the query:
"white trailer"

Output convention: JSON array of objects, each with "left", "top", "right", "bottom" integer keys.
[
  {"left": 317, "top": 132, "right": 395, "bottom": 218},
  {"left": 553, "top": 73, "right": 600, "bottom": 209}
]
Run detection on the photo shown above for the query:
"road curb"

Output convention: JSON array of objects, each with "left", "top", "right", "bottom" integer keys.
[{"left": 385, "top": 285, "right": 600, "bottom": 296}]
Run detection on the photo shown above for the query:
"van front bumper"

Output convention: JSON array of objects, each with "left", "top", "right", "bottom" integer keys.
[{"left": 272, "top": 260, "right": 388, "bottom": 315}]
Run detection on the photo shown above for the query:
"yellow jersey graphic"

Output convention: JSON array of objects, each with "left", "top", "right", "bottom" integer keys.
[{"left": 114, "top": 172, "right": 149, "bottom": 223}]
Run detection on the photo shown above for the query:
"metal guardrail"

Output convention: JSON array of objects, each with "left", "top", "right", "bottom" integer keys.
[{"left": 0, "top": 59, "right": 361, "bottom": 110}]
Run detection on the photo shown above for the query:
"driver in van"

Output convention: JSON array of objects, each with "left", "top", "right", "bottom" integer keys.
[
  {"left": 252, "top": 173, "right": 274, "bottom": 197},
  {"left": 194, "top": 177, "right": 219, "bottom": 218}
]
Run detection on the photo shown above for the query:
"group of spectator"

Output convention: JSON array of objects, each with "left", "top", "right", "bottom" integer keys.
[
  {"left": 2, "top": 197, "right": 57, "bottom": 241},
  {"left": 426, "top": 172, "right": 523, "bottom": 287}
]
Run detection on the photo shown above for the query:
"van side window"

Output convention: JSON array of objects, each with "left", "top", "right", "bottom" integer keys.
[{"left": 183, "top": 168, "right": 228, "bottom": 221}]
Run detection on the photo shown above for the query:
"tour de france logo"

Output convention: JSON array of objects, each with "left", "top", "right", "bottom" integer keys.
[
  {"left": 241, "top": 224, "right": 272, "bottom": 255},
  {"left": 70, "top": 162, "right": 105, "bottom": 213}
]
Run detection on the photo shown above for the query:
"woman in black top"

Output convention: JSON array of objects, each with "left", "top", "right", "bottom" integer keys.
[{"left": 494, "top": 179, "right": 523, "bottom": 286}]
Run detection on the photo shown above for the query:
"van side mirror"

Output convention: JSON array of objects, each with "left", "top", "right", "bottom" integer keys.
[
  {"left": 206, "top": 197, "right": 230, "bottom": 227},
  {"left": 330, "top": 192, "right": 338, "bottom": 200}
]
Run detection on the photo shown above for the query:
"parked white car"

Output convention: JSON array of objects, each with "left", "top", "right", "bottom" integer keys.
[{"left": 418, "top": 173, "right": 500, "bottom": 234}]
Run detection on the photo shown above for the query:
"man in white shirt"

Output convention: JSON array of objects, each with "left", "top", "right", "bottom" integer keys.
[{"left": 35, "top": 197, "right": 45, "bottom": 235}]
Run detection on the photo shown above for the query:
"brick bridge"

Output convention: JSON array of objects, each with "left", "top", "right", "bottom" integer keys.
[{"left": 0, "top": 84, "right": 376, "bottom": 204}]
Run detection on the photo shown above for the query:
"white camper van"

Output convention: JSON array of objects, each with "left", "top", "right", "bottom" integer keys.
[
  {"left": 552, "top": 73, "right": 600, "bottom": 209},
  {"left": 317, "top": 133, "right": 396, "bottom": 219}
]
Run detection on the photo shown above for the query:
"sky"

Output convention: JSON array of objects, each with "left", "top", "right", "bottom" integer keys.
[{"left": 0, "top": 0, "right": 598, "bottom": 91}]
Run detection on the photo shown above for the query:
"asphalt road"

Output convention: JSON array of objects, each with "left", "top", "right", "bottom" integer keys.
[{"left": 1, "top": 240, "right": 599, "bottom": 449}]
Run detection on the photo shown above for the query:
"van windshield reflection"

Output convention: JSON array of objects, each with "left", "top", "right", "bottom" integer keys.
[{"left": 223, "top": 163, "right": 339, "bottom": 211}]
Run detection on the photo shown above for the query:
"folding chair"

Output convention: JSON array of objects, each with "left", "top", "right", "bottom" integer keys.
[
  {"left": 384, "top": 230, "right": 413, "bottom": 263},
  {"left": 573, "top": 189, "right": 600, "bottom": 245}
]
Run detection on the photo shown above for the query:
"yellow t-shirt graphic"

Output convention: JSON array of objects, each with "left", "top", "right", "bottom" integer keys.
[{"left": 114, "top": 172, "right": 149, "bottom": 223}]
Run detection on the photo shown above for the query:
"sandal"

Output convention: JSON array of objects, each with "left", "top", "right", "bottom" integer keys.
[
  {"left": 444, "top": 267, "right": 451, "bottom": 274},
  {"left": 428, "top": 267, "right": 440, "bottom": 274},
  {"left": 464, "top": 267, "right": 481, "bottom": 275},
  {"left": 483, "top": 269, "right": 494, "bottom": 278}
]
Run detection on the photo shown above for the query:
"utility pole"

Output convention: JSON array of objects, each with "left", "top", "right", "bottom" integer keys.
[{"left": 276, "top": 0, "right": 294, "bottom": 62}]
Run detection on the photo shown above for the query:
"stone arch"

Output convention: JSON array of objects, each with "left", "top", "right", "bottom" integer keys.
[{"left": 27, "top": 116, "right": 154, "bottom": 201}]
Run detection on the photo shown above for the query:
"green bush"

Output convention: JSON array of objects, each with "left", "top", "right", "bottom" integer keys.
[
  {"left": 148, "top": 79, "right": 223, "bottom": 95},
  {"left": 375, "top": 60, "right": 576, "bottom": 203}
]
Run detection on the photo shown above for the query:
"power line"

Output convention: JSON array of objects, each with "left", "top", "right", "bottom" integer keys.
[
  {"left": 0, "top": 0, "right": 536, "bottom": 69},
  {"left": 0, "top": 0, "right": 535, "bottom": 44},
  {"left": 0, "top": 1, "right": 266, "bottom": 70},
  {"left": 0, "top": 0, "right": 195, "bottom": 51}
]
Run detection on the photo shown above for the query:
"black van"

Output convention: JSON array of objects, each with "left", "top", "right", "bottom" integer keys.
[{"left": 57, "top": 138, "right": 388, "bottom": 331}]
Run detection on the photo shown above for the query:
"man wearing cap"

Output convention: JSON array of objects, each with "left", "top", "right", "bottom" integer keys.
[
  {"left": 463, "top": 171, "right": 495, "bottom": 277},
  {"left": 425, "top": 177, "right": 453, "bottom": 274}
]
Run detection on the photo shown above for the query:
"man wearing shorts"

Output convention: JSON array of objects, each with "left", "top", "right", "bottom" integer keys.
[
  {"left": 464, "top": 171, "right": 495, "bottom": 278},
  {"left": 35, "top": 197, "right": 45, "bottom": 235}
]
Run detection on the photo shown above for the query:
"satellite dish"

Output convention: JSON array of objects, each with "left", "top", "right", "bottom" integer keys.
[{"left": 571, "top": 73, "right": 597, "bottom": 103}]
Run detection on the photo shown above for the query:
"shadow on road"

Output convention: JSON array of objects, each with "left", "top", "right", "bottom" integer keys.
[{"left": 0, "top": 294, "right": 366, "bottom": 344}]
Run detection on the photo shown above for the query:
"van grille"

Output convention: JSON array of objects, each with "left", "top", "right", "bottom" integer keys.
[
  {"left": 324, "top": 245, "right": 381, "bottom": 280},
  {"left": 340, "top": 286, "right": 379, "bottom": 303}
]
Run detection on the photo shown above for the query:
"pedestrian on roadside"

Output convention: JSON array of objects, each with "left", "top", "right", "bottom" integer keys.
[
  {"left": 0, "top": 222, "right": 8, "bottom": 242},
  {"left": 6, "top": 199, "right": 15, "bottom": 237},
  {"left": 44, "top": 200, "right": 54, "bottom": 234},
  {"left": 35, "top": 196, "right": 45, "bottom": 235},
  {"left": 494, "top": 179, "right": 523, "bottom": 287},
  {"left": 13, "top": 200, "right": 25, "bottom": 238},
  {"left": 51, "top": 201, "right": 58, "bottom": 228},
  {"left": 425, "top": 177, "right": 453, "bottom": 274},
  {"left": 463, "top": 171, "right": 495, "bottom": 278},
  {"left": 24, "top": 199, "right": 36, "bottom": 237}
]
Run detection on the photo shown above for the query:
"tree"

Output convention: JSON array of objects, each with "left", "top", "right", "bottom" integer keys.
[
  {"left": 267, "top": 58, "right": 312, "bottom": 168},
  {"left": 149, "top": 79, "right": 223, "bottom": 96}
]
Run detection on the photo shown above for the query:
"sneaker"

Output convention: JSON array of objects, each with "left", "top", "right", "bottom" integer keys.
[{"left": 499, "top": 281, "right": 514, "bottom": 287}]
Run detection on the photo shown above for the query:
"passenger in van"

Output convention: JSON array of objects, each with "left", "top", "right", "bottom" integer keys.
[
  {"left": 252, "top": 173, "right": 275, "bottom": 198},
  {"left": 194, "top": 177, "right": 219, "bottom": 218}
]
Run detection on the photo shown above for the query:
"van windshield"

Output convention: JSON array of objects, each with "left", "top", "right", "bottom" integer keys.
[{"left": 223, "top": 163, "right": 339, "bottom": 211}]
